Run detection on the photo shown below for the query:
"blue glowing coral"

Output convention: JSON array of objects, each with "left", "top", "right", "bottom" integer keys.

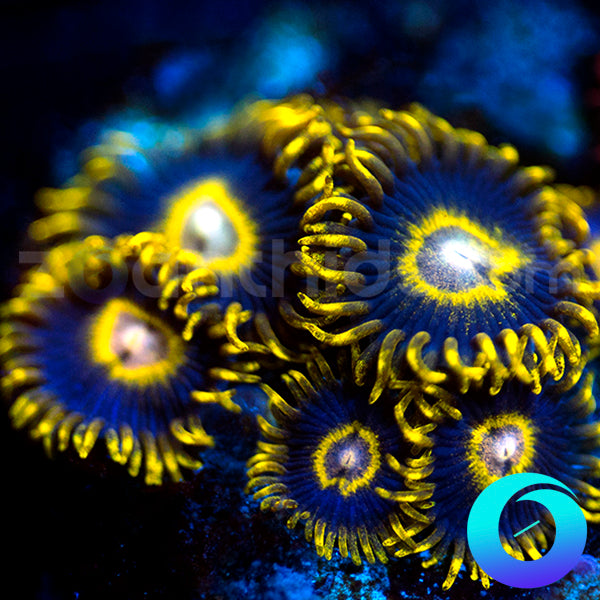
[
  {"left": 0, "top": 235, "right": 250, "bottom": 485},
  {"left": 5, "top": 91, "right": 600, "bottom": 599},
  {"left": 29, "top": 111, "right": 308, "bottom": 360},
  {"left": 30, "top": 124, "right": 287, "bottom": 251},
  {"left": 165, "top": 146, "right": 302, "bottom": 344},
  {"left": 290, "top": 103, "right": 600, "bottom": 400},
  {"left": 246, "top": 352, "right": 432, "bottom": 566},
  {"left": 390, "top": 370, "right": 600, "bottom": 590}
]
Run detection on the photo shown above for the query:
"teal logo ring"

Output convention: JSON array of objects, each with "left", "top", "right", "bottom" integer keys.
[{"left": 467, "top": 472, "right": 587, "bottom": 588}]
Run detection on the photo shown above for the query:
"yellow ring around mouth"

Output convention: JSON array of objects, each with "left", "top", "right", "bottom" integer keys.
[
  {"left": 163, "top": 177, "right": 260, "bottom": 277},
  {"left": 396, "top": 208, "right": 530, "bottom": 307},
  {"left": 311, "top": 421, "right": 381, "bottom": 497},
  {"left": 88, "top": 297, "right": 185, "bottom": 386},
  {"left": 467, "top": 411, "right": 538, "bottom": 491}
]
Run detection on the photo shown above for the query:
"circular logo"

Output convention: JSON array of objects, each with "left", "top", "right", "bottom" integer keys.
[{"left": 467, "top": 472, "right": 587, "bottom": 588}]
